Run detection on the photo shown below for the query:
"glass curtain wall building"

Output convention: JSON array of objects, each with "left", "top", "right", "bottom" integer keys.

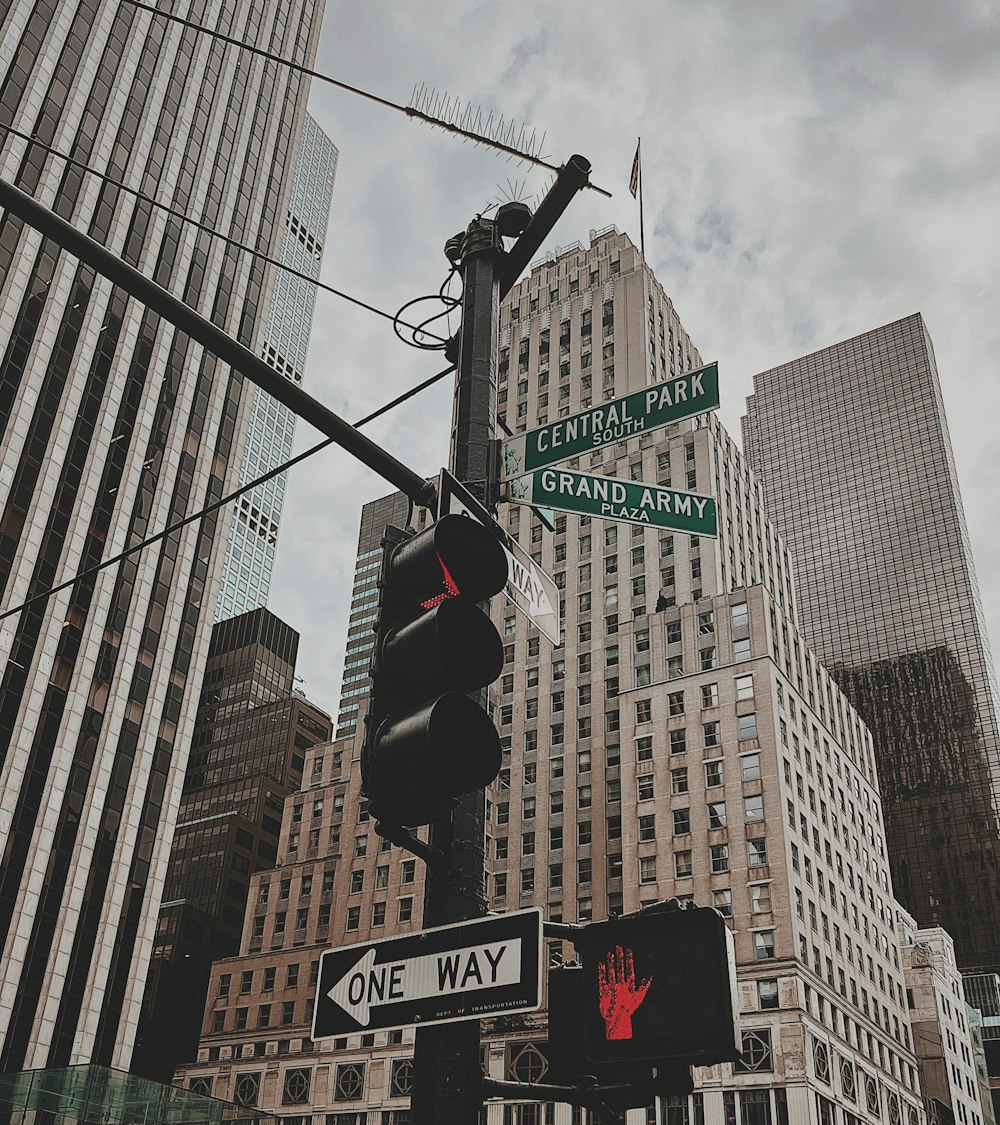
[
  {"left": 333, "top": 491, "right": 410, "bottom": 740},
  {"left": 0, "top": 0, "right": 324, "bottom": 1070},
  {"left": 215, "top": 114, "right": 337, "bottom": 622},
  {"left": 742, "top": 315, "right": 1000, "bottom": 974}
]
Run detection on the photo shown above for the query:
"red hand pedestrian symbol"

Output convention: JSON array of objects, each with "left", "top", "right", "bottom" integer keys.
[{"left": 597, "top": 944, "right": 653, "bottom": 1040}]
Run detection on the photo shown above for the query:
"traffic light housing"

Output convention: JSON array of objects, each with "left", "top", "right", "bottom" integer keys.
[
  {"left": 361, "top": 515, "right": 509, "bottom": 827},
  {"left": 573, "top": 906, "right": 739, "bottom": 1068}
]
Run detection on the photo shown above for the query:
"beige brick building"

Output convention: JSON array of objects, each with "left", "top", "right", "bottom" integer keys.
[{"left": 175, "top": 231, "right": 953, "bottom": 1125}]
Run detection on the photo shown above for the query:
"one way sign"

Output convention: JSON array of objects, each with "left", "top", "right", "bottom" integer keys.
[{"left": 312, "top": 909, "right": 543, "bottom": 1037}]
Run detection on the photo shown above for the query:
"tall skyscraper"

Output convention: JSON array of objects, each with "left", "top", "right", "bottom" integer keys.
[
  {"left": 215, "top": 114, "right": 338, "bottom": 623},
  {"left": 175, "top": 232, "right": 951, "bottom": 1125},
  {"left": 742, "top": 315, "right": 1000, "bottom": 974},
  {"left": 0, "top": 0, "right": 324, "bottom": 1070},
  {"left": 132, "top": 608, "right": 331, "bottom": 1082},
  {"left": 334, "top": 491, "right": 410, "bottom": 740}
]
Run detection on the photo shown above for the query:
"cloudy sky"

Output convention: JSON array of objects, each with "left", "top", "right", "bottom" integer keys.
[{"left": 268, "top": 0, "right": 1000, "bottom": 717}]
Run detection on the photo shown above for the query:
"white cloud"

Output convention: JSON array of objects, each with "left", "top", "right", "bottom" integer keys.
[{"left": 270, "top": 0, "right": 1000, "bottom": 714}]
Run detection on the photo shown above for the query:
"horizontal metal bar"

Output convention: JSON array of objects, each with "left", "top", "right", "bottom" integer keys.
[{"left": 0, "top": 176, "right": 437, "bottom": 510}]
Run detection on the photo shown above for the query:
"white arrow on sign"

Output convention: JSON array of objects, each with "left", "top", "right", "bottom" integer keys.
[{"left": 328, "top": 939, "right": 523, "bottom": 1027}]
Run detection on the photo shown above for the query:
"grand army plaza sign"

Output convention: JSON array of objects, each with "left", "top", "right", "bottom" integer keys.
[{"left": 508, "top": 468, "right": 717, "bottom": 537}]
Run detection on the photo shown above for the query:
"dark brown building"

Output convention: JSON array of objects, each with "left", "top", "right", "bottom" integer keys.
[{"left": 132, "top": 609, "right": 331, "bottom": 1082}]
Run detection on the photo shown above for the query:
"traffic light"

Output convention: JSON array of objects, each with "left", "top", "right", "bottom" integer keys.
[
  {"left": 361, "top": 515, "right": 509, "bottom": 827},
  {"left": 574, "top": 905, "right": 739, "bottom": 1068}
]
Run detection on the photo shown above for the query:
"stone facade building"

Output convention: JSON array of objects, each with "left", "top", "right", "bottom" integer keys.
[
  {"left": 174, "top": 232, "right": 946, "bottom": 1125},
  {"left": 896, "top": 909, "right": 995, "bottom": 1125}
]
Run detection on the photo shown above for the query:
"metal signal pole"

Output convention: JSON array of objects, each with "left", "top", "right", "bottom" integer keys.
[{"left": 410, "top": 156, "right": 592, "bottom": 1124}]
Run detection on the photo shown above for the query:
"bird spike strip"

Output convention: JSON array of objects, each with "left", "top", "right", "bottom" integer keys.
[{"left": 407, "top": 83, "right": 551, "bottom": 170}]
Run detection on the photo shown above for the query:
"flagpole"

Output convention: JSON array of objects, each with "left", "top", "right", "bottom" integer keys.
[{"left": 638, "top": 136, "right": 645, "bottom": 258}]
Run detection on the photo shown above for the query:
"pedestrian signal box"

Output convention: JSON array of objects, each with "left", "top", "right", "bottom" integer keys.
[{"left": 575, "top": 906, "right": 739, "bottom": 1067}]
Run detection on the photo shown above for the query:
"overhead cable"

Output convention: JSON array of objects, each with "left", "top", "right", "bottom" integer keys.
[
  {"left": 0, "top": 124, "right": 448, "bottom": 344},
  {"left": 0, "top": 363, "right": 455, "bottom": 624},
  {"left": 120, "top": 0, "right": 612, "bottom": 197}
]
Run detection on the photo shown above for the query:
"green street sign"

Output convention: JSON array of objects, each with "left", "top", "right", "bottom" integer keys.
[
  {"left": 505, "top": 468, "right": 717, "bottom": 537},
  {"left": 500, "top": 362, "right": 719, "bottom": 481}
]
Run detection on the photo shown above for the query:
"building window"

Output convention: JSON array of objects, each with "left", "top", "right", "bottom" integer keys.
[
  {"left": 701, "top": 683, "right": 719, "bottom": 708},
  {"left": 735, "top": 1028, "right": 773, "bottom": 1073},
  {"left": 334, "top": 1063, "right": 365, "bottom": 1102},
  {"left": 674, "top": 851, "right": 693, "bottom": 878},
  {"left": 710, "top": 844, "right": 730, "bottom": 873},
  {"left": 636, "top": 736, "right": 653, "bottom": 762},
  {"left": 741, "top": 753, "right": 761, "bottom": 780},
  {"left": 282, "top": 1069, "right": 312, "bottom": 1105},
  {"left": 704, "top": 760, "right": 723, "bottom": 787},
  {"left": 712, "top": 889, "right": 732, "bottom": 917},
  {"left": 639, "top": 857, "right": 657, "bottom": 884},
  {"left": 234, "top": 1074, "right": 260, "bottom": 1107},
  {"left": 672, "top": 808, "right": 691, "bottom": 835},
  {"left": 703, "top": 721, "right": 721, "bottom": 748},
  {"left": 745, "top": 795, "right": 765, "bottom": 821},
  {"left": 637, "top": 775, "right": 654, "bottom": 801},
  {"left": 638, "top": 814, "right": 656, "bottom": 841},
  {"left": 748, "top": 838, "right": 769, "bottom": 867},
  {"left": 735, "top": 674, "right": 754, "bottom": 700},
  {"left": 812, "top": 1038, "right": 831, "bottom": 1083},
  {"left": 752, "top": 930, "right": 776, "bottom": 960},
  {"left": 670, "top": 767, "right": 688, "bottom": 794},
  {"left": 757, "top": 979, "right": 779, "bottom": 1010},
  {"left": 390, "top": 1058, "right": 414, "bottom": 1098},
  {"left": 738, "top": 713, "right": 759, "bottom": 740},
  {"left": 750, "top": 883, "right": 772, "bottom": 914},
  {"left": 398, "top": 898, "right": 413, "bottom": 923},
  {"left": 635, "top": 699, "right": 652, "bottom": 723},
  {"left": 708, "top": 801, "right": 727, "bottom": 829}
]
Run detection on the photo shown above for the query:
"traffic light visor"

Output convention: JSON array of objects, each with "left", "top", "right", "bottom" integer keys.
[
  {"left": 382, "top": 598, "right": 504, "bottom": 698},
  {"left": 388, "top": 515, "right": 508, "bottom": 608},
  {"left": 369, "top": 692, "right": 503, "bottom": 825}
]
